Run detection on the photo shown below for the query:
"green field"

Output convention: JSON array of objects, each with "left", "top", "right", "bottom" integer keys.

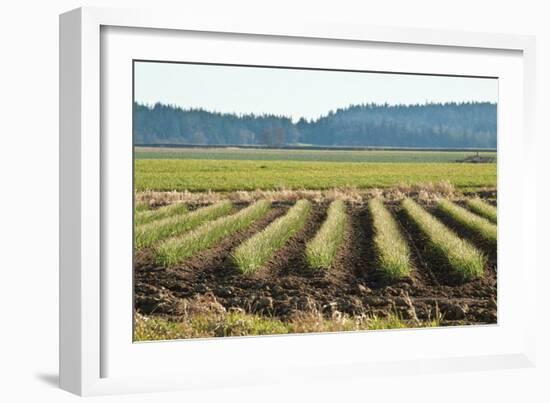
[
  {"left": 135, "top": 159, "right": 496, "bottom": 192},
  {"left": 135, "top": 146, "right": 496, "bottom": 163}
]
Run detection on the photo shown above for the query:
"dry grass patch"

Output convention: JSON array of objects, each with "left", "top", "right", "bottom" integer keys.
[
  {"left": 134, "top": 182, "right": 463, "bottom": 208},
  {"left": 136, "top": 190, "right": 224, "bottom": 207}
]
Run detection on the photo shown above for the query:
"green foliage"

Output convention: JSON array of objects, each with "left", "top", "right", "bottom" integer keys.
[
  {"left": 155, "top": 200, "right": 271, "bottom": 267},
  {"left": 305, "top": 200, "right": 347, "bottom": 269},
  {"left": 135, "top": 201, "right": 150, "bottom": 212},
  {"left": 401, "top": 198, "right": 485, "bottom": 281},
  {"left": 466, "top": 198, "right": 497, "bottom": 223},
  {"left": 232, "top": 200, "right": 311, "bottom": 274},
  {"left": 135, "top": 200, "right": 232, "bottom": 249},
  {"left": 134, "top": 102, "right": 497, "bottom": 148},
  {"left": 135, "top": 159, "right": 497, "bottom": 192},
  {"left": 192, "top": 311, "right": 289, "bottom": 337},
  {"left": 368, "top": 199, "right": 412, "bottom": 280},
  {"left": 135, "top": 202, "right": 187, "bottom": 226},
  {"left": 438, "top": 199, "right": 497, "bottom": 248},
  {"left": 134, "top": 311, "right": 440, "bottom": 341},
  {"left": 366, "top": 313, "right": 410, "bottom": 330}
]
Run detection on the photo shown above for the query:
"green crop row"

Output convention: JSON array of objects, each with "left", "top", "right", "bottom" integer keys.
[
  {"left": 135, "top": 202, "right": 187, "bottom": 226},
  {"left": 232, "top": 200, "right": 311, "bottom": 274},
  {"left": 369, "top": 199, "right": 412, "bottom": 280},
  {"left": 135, "top": 200, "right": 232, "bottom": 249},
  {"left": 305, "top": 200, "right": 347, "bottom": 270},
  {"left": 155, "top": 200, "right": 271, "bottom": 267},
  {"left": 466, "top": 198, "right": 497, "bottom": 224},
  {"left": 438, "top": 199, "right": 497, "bottom": 249},
  {"left": 401, "top": 198, "right": 485, "bottom": 281}
]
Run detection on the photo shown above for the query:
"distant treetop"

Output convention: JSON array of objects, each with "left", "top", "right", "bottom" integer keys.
[{"left": 134, "top": 101, "right": 496, "bottom": 148}]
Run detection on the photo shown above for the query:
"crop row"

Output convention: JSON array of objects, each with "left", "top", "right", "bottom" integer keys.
[
  {"left": 233, "top": 200, "right": 311, "bottom": 274},
  {"left": 437, "top": 199, "right": 497, "bottom": 249},
  {"left": 401, "top": 198, "right": 486, "bottom": 281},
  {"left": 136, "top": 197, "right": 495, "bottom": 281},
  {"left": 135, "top": 200, "right": 232, "bottom": 249},
  {"left": 156, "top": 200, "right": 271, "bottom": 267},
  {"left": 466, "top": 198, "right": 497, "bottom": 224},
  {"left": 305, "top": 200, "right": 347, "bottom": 270},
  {"left": 368, "top": 199, "right": 412, "bottom": 280},
  {"left": 135, "top": 202, "right": 187, "bottom": 226}
]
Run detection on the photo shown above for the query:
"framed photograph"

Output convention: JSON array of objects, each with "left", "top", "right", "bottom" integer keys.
[{"left": 60, "top": 7, "right": 537, "bottom": 396}]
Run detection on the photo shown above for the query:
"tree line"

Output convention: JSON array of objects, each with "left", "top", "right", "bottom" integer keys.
[{"left": 134, "top": 101, "right": 496, "bottom": 148}]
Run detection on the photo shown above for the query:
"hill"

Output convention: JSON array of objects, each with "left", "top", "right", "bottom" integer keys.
[{"left": 134, "top": 102, "right": 496, "bottom": 148}]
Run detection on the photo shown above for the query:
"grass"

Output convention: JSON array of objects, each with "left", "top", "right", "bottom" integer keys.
[
  {"left": 437, "top": 199, "right": 497, "bottom": 248},
  {"left": 368, "top": 198, "right": 412, "bottom": 280},
  {"left": 135, "top": 159, "right": 497, "bottom": 192},
  {"left": 155, "top": 200, "right": 271, "bottom": 267},
  {"left": 401, "top": 198, "right": 486, "bottom": 281},
  {"left": 135, "top": 200, "right": 233, "bottom": 249},
  {"left": 135, "top": 146, "right": 496, "bottom": 163},
  {"left": 134, "top": 311, "right": 441, "bottom": 341},
  {"left": 134, "top": 312, "right": 288, "bottom": 340},
  {"left": 305, "top": 200, "right": 347, "bottom": 269},
  {"left": 232, "top": 200, "right": 311, "bottom": 274},
  {"left": 135, "top": 202, "right": 187, "bottom": 226},
  {"left": 466, "top": 198, "right": 497, "bottom": 223},
  {"left": 135, "top": 201, "right": 150, "bottom": 212}
]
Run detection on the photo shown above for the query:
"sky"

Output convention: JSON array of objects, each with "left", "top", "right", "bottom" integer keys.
[{"left": 134, "top": 61, "right": 498, "bottom": 122}]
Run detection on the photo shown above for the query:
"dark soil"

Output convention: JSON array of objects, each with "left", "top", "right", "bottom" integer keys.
[
  {"left": 135, "top": 199, "right": 497, "bottom": 327},
  {"left": 463, "top": 190, "right": 497, "bottom": 200}
]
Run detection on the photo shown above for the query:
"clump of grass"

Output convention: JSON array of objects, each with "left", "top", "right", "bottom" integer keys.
[
  {"left": 135, "top": 200, "right": 233, "bottom": 249},
  {"left": 155, "top": 200, "right": 271, "bottom": 267},
  {"left": 135, "top": 201, "right": 150, "bottom": 212},
  {"left": 134, "top": 311, "right": 290, "bottom": 341},
  {"left": 401, "top": 198, "right": 485, "bottom": 281},
  {"left": 466, "top": 198, "right": 497, "bottom": 224},
  {"left": 232, "top": 200, "right": 311, "bottom": 274},
  {"left": 437, "top": 199, "right": 497, "bottom": 248},
  {"left": 194, "top": 311, "right": 289, "bottom": 337},
  {"left": 368, "top": 198, "right": 412, "bottom": 280},
  {"left": 134, "top": 310, "right": 441, "bottom": 341},
  {"left": 305, "top": 200, "right": 347, "bottom": 270},
  {"left": 365, "top": 313, "right": 411, "bottom": 330},
  {"left": 135, "top": 202, "right": 187, "bottom": 226}
]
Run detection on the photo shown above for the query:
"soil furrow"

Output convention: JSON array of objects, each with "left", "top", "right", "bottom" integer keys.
[{"left": 134, "top": 199, "right": 497, "bottom": 326}]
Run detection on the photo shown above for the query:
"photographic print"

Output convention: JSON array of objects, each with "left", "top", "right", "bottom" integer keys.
[{"left": 133, "top": 61, "right": 497, "bottom": 341}]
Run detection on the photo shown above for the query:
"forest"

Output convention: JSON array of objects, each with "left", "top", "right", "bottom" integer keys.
[{"left": 133, "top": 101, "right": 497, "bottom": 148}]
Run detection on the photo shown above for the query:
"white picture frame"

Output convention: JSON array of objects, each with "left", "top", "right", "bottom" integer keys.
[{"left": 59, "top": 6, "right": 537, "bottom": 396}]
